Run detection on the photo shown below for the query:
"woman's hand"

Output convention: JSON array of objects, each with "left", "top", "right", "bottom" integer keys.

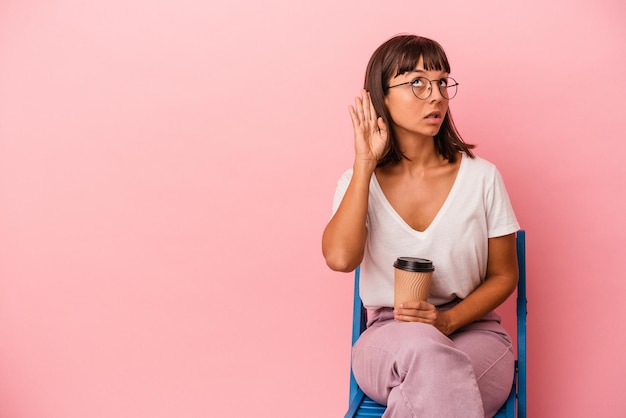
[
  {"left": 348, "top": 89, "right": 388, "bottom": 167},
  {"left": 394, "top": 301, "right": 454, "bottom": 336}
]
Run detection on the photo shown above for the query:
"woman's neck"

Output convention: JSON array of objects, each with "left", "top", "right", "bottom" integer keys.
[{"left": 395, "top": 136, "right": 445, "bottom": 172}]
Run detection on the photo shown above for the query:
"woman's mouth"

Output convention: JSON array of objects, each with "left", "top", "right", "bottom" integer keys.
[{"left": 424, "top": 111, "right": 443, "bottom": 123}]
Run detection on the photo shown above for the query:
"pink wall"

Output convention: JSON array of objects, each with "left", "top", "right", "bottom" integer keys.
[{"left": 1, "top": 1, "right": 625, "bottom": 417}]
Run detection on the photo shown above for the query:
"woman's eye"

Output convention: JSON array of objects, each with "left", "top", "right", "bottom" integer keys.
[
  {"left": 438, "top": 79, "right": 449, "bottom": 87},
  {"left": 411, "top": 78, "right": 424, "bottom": 87}
]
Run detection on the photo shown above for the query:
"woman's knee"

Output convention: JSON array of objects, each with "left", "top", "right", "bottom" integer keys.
[{"left": 477, "top": 348, "right": 515, "bottom": 417}]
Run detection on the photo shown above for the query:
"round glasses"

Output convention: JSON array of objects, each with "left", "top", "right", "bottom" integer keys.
[{"left": 387, "top": 77, "right": 459, "bottom": 100}]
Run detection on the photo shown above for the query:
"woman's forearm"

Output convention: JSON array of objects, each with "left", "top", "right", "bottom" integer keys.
[
  {"left": 440, "top": 273, "right": 517, "bottom": 335},
  {"left": 439, "top": 234, "right": 518, "bottom": 335},
  {"left": 322, "top": 162, "right": 376, "bottom": 272}
]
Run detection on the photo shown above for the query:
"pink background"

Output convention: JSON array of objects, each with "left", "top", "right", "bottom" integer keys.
[{"left": 1, "top": 1, "right": 625, "bottom": 417}]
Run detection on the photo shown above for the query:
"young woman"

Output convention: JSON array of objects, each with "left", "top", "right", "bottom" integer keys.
[{"left": 322, "top": 35, "right": 520, "bottom": 417}]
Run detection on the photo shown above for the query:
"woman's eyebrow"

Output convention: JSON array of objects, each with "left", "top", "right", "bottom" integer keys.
[
  {"left": 406, "top": 69, "right": 426, "bottom": 75},
  {"left": 404, "top": 69, "right": 449, "bottom": 78},
  {"left": 396, "top": 69, "right": 425, "bottom": 79}
]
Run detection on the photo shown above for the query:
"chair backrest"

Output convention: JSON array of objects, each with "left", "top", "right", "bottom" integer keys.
[
  {"left": 348, "top": 230, "right": 527, "bottom": 414},
  {"left": 348, "top": 265, "right": 365, "bottom": 403},
  {"left": 516, "top": 230, "right": 527, "bottom": 417}
]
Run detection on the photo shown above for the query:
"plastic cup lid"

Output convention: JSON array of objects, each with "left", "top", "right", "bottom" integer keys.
[{"left": 393, "top": 257, "right": 435, "bottom": 272}]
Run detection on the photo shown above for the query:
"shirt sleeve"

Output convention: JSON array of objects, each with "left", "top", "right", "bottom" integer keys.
[
  {"left": 485, "top": 167, "right": 520, "bottom": 238},
  {"left": 331, "top": 169, "right": 353, "bottom": 216}
]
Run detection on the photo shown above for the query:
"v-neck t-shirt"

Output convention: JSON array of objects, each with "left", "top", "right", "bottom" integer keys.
[{"left": 331, "top": 154, "right": 519, "bottom": 309}]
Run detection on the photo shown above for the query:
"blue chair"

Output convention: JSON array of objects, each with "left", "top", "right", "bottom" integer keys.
[{"left": 345, "top": 230, "right": 527, "bottom": 418}]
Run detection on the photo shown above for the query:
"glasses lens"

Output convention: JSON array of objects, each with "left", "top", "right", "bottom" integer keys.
[
  {"left": 411, "top": 77, "right": 431, "bottom": 100},
  {"left": 440, "top": 77, "right": 458, "bottom": 100},
  {"left": 410, "top": 77, "right": 458, "bottom": 100}
]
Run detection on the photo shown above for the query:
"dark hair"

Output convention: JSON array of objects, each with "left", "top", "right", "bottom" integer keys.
[{"left": 364, "top": 34, "right": 475, "bottom": 166}]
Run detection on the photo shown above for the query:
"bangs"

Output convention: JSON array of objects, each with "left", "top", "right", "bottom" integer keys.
[{"left": 393, "top": 37, "right": 451, "bottom": 77}]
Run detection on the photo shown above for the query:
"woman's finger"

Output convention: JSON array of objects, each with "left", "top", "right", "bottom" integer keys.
[
  {"left": 367, "top": 91, "right": 377, "bottom": 123},
  {"left": 354, "top": 96, "right": 364, "bottom": 124},
  {"left": 362, "top": 90, "right": 371, "bottom": 123},
  {"left": 377, "top": 117, "right": 387, "bottom": 134},
  {"left": 348, "top": 105, "right": 359, "bottom": 129}
]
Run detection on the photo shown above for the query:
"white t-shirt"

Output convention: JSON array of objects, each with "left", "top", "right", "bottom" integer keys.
[{"left": 332, "top": 154, "right": 520, "bottom": 309}]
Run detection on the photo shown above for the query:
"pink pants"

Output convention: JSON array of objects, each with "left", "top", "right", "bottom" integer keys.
[{"left": 352, "top": 307, "right": 514, "bottom": 418}]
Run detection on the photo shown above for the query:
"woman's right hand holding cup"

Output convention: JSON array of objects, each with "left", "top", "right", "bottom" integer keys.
[{"left": 348, "top": 89, "right": 388, "bottom": 170}]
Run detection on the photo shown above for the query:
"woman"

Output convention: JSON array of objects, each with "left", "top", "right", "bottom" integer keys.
[{"left": 322, "top": 35, "right": 520, "bottom": 417}]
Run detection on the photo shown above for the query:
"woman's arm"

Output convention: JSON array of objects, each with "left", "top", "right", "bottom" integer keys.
[
  {"left": 322, "top": 162, "right": 374, "bottom": 272},
  {"left": 322, "top": 90, "right": 388, "bottom": 272},
  {"left": 439, "top": 233, "right": 518, "bottom": 334},
  {"left": 394, "top": 233, "right": 518, "bottom": 335}
]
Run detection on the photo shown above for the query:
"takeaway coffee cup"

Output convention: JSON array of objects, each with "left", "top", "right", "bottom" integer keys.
[{"left": 393, "top": 257, "right": 435, "bottom": 307}]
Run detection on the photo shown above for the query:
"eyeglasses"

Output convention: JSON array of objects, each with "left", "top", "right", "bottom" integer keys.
[{"left": 387, "top": 76, "right": 459, "bottom": 100}]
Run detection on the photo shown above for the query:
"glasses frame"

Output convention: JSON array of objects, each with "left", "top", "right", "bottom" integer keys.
[{"left": 387, "top": 76, "right": 459, "bottom": 100}]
